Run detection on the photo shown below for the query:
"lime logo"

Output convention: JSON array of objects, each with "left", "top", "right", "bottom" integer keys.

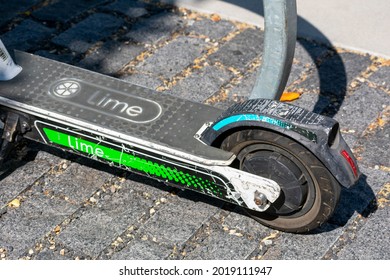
[
  {"left": 48, "top": 78, "right": 162, "bottom": 123},
  {"left": 52, "top": 80, "right": 80, "bottom": 98}
]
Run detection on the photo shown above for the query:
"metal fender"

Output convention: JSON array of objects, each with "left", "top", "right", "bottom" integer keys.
[{"left": 200, "top": 99, "right": 360, "bottom": 188}]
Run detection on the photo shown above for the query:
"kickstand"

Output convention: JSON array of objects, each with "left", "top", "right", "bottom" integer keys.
[{"left": 0, "top": 112, "right": 25, "bottom": 165}]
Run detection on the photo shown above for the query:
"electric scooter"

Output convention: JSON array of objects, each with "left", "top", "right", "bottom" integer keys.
[{"left": 0, "top": 0, "right": 359, "bottom": 233}]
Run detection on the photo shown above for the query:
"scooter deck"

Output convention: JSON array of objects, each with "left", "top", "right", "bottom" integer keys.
[{"left": 0, "top": 51, "right": 234, "bottom": 165}]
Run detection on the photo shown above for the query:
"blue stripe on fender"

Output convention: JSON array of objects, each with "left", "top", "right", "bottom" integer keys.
[{"left": 212, "top": 114, "right": 288, "bottom": 131}]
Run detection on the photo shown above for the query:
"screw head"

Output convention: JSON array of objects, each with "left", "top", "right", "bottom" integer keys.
[{"left": 254, "top": 191, "right": 267, "bottom": 206}]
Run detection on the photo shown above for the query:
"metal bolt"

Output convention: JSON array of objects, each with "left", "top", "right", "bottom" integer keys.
[{"left": 254, "top": 191, "right": 267, "bottom": 206}]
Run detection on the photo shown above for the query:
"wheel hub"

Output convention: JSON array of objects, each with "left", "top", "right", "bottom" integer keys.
[{"left": 237, "top": 144, "right": 311, "bottom": 215}]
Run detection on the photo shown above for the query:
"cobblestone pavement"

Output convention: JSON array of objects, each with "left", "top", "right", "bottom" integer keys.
[{"left": 0, "top": 0, "right": 389, "bottom": 260}]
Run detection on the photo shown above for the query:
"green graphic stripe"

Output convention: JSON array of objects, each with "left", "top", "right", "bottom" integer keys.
[{"left": 43, "top": 128, "right": 223, "bottom": 196}]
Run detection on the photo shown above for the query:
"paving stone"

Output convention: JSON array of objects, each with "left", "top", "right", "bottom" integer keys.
[
  {"left": 0, "top": 0, "right": 40, "bottom": 27},
  {"left": 290, "top": 92, "right": 331, "bottom": 114},
  {"left": 187, "top": 18, "right": 236, "bottom": 40},
  {"left": 337, "top": 205, "right": 390, "bottom": 259},
  {"left": 222, "top": 208, "right": 273, "bottom": 239},
  {"left": 121, "top": 72, "right": 163, "bottom": 90},
  {"left": 368, "top": 65, "right": 390, "bottom": 91},
  {"left": 358, "top": 123, "right": 390, "bottom": 168},
  {"left": 209, "top": 28, "right": 264, "bottom": 71},
  {"left": 333, "top": 84, "right": 388, "bottom": 136},
  {"left": 184, "top": 223, "right": 259, "bottom": 260},
  {"left": 136, "top": 36, "right": 208, "bottom": 80},
  {"left": 52, "top": 13, "right": 124, "bottom": 53},
  {"left": 287, "top": 39, "right": 331, "bottom": 87},
  {"left": 100, "top": 0, "right": 148, "bottom": 19},
  {"left": 0, "top": 192, "right": 78, "bottom": 259},
  {"left": 294, "top": 39, "right": 331, "bottom": 67},
  {"left": 227, "top": 70, "right": 258, "bottom": 100},
  {"left": 79, "top": 41, "right": 144, "bottom": 75},
  {"left": 262, "top": 224, "right": 344, "bottom": 260},
  {"left": 33, "top": 248, "right": 69, "bottom": 260},
  {"left": 124, "top": 172, "right": 172, "bottom": 200},
  {"left": 330, "top": 165, "right": 389, "bottom": 226},
  {"left": 168, "top": 65, "right": 232, "bottom": 102},
  {"left": 125, "top": 12, "right": 185, "bottom": 44},
  {"left": 34, "top": 50, "right": 75, "bottom": 64},
  {"left": 0, "top": 151, "right": 60, "bottom": 207},
  {"left": 56, "top": 180, "right": 160, "bottom": 258},
  {"left": 287, "top": 63, "right": 308, "bottom": 88},
  {"left": 112, "top": 238, "right": 172, "bottom": 260},
  {"left": 1, "top": 20, "right": 54, "bottom": 51},
  {"left": 295, "top": 52, "right": 372, "bottom": 96},
  {"left": 139, "top": 191, "right": 223, "bottom": 246},
  {"left": 42, "top": 163, "right": 112, "bottom": 204},
  {"left": 33, "top": 0, "right": 107, "bottom": 23}
]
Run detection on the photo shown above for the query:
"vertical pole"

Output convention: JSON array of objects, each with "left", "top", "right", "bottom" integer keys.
[{"left": 249, "top": 0, "right": 297, "bottom": 100}]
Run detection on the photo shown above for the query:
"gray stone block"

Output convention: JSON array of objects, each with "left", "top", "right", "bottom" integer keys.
[
  {"left": 222, "top": 208, "right": 273, "bottom": 239},
  {"left": 100, "top": 0, "right": 148, "bottom": 19},
  {"left": 358, "top": 122, "right": 390, "bottom": 167},
  {"left": 125, "top": 12, "right": 185, "bottom": 44},
  {"left": 333, "top": 84, "right": 388, "bottom": 136},
  {"left": 42, "top": 163, "right": 112, "bottom": 204},
  {"left": 112, "top": 238, "right": 172, "bottom": 260},
  {"left": 0, "top": 151, "right": 60, "bottom": 207},
  {"left": 330, "top": 165, "right": 389, "bottom": 226},
  {"left": 295, "top": 52, "right": 372, "bottom": 95},
  {"left": 1, "top": 20, "right": 54, "bottom": 51},
  {"left": 139, "top": 191, "right": 222, "bottom": 246},
  {"left": 287, "top": 63, "right": 308, "bottom": 87},
  {"left": 52, "top": 13, "right": 124, "bottom": 53},
  {"left": 368, "top": 65, "right": 390, "bottom": 91},
  {"left": 187, "top": 18, "right": 236, "bottom": 40},
  {"left": 290, "top": 92, "right": 331, "bottom": 114},
  {"left": 168, "top": 65, "right": 232, "bottom": 102},
  {"left": 33, "top": 0, "right": 107, "bottom": 23},
  {"left": 209, "top": 28, "right": 264, "bottom": 71},
  {"left": 183, "top": 223, "right": 259, "bottom": 260},
  {"left": 33, "top": 248, "right": 70, "bottom": 260},
  {"left": 79, "top": 41, "right": 144, "bottom": 75},
  {"left": 286, "top": 39, "right": 330, "bottom": 86},
  {"left": 136, "top": 36, "right": 208, "bottom": 80},
  {"left": 262, "top": 224, "right": 344, "bottom": 260},
  {"left": 56, "top": 181, "right": 159, "bottom": 258},
  {"left": 34, "top": 50, "right": 75, "bottom": 64},
  {"left": 121, "top": 72, "right": 163, "bottom": 90},
  {"left": 227, "top": 70, "right": 258, "bottom": 100},
  {"left": 295, "top": 39, "right": 331, "bottom": 67},
  {"left": 337, "top": 205, "right": 390, "bottom": 259},
  {"left": 0, "top": 0, "right": 40, "bottom": 27},
  {"left": 0, "top": 192, "right": 78, "bottom": 259}
]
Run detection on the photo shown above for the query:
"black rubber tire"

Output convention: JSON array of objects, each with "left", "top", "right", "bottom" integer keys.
[{"left": 220, "top": 129, "right": 340, "bottom": 233}]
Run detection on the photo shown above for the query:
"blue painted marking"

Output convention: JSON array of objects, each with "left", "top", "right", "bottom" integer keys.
[{"left": 213, "top": 114, "right": 288, "bottom": 131}]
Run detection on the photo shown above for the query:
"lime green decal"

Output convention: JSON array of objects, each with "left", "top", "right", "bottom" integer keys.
[{"left": 43, "top": 128, "right": 223, "bottom": 196}]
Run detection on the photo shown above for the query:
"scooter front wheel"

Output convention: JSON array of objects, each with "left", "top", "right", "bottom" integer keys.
[{"left": 220, "top": 129, "right": 341, "bottom": 233}]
